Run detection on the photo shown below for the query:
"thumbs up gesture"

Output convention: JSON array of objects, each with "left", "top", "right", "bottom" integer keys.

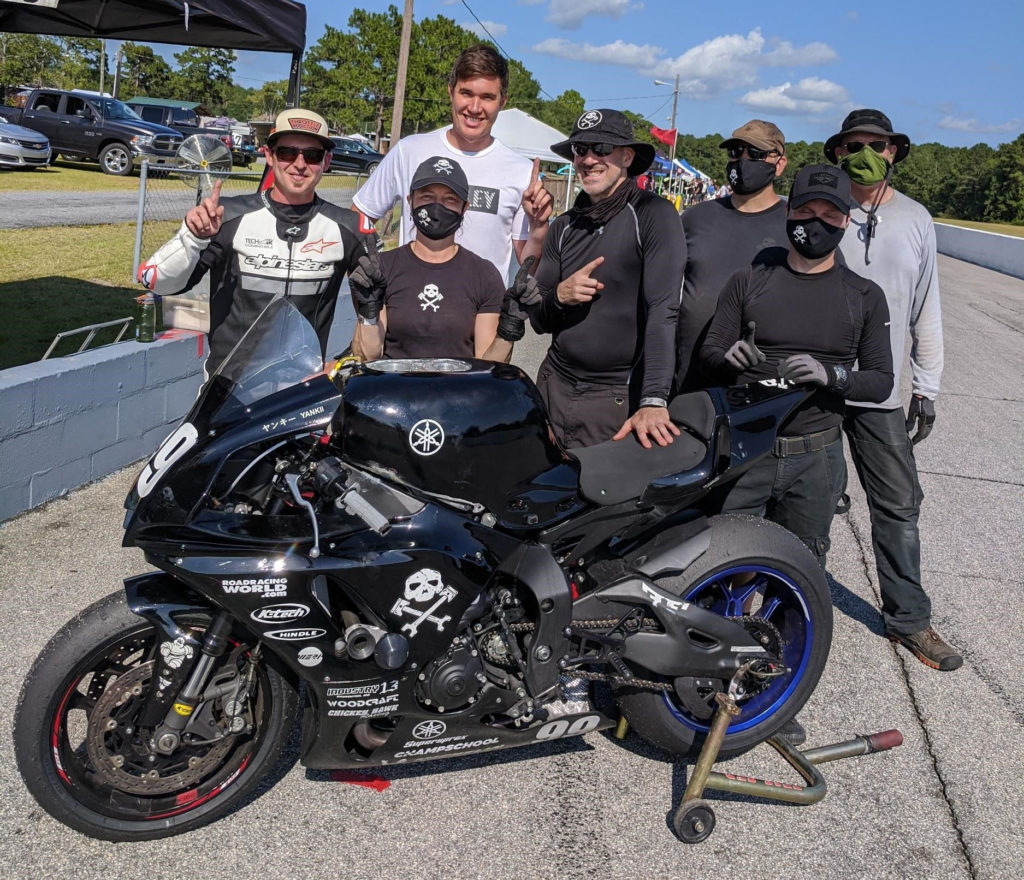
[
  {"left": 724, "top": 320, "right": 766, "bottom": 371},
  {"left": 185, "top": 178, "right": 225, "bottom": 239},
  {"left": 521, "top": 158, "right": 553, "bottom": 227}
]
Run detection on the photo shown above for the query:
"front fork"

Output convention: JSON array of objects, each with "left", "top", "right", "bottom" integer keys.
[{"left": 149, "top": 612, "right": 235, "bottom": 754}]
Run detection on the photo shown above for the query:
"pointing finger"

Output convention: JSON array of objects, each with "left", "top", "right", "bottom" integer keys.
[{"left": 530, "top": 157, "right": 540, "bottom": 187}]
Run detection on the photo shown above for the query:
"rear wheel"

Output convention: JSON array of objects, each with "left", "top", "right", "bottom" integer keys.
[
  {"left": 13, "top": 591, "right": 297, "bottom": 841},
  {"left": 616, "top": 515, "right": 832, "bottom": 759}
]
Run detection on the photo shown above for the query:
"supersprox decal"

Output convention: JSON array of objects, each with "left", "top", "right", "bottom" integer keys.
[{"left": 394, "top": 735, "right": 500, "bottom": 759}]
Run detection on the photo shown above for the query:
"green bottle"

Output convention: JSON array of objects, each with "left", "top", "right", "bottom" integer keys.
[{"left": 136, "top": 293, "right": 156, "bottom": 343}]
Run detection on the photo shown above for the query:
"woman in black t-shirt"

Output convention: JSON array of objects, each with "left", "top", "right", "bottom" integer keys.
[{"left": 351, "top": 156, "right": 504, "bottom": 361}]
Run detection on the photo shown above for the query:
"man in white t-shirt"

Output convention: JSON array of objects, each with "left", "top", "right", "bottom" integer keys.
[{"left": 352, "top": 44, "right": 552, "bottom": 280}]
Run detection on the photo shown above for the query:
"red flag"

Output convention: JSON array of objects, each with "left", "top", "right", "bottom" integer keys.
[{"left": 650, "top": 126, "right": 677, "bottom": 146}]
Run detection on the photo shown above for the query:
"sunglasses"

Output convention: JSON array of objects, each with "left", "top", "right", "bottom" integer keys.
[
  {"left": 273, "top": 145, "right": 327, "bottom": 164},
  {"left": 570, "top": 142, "right": 616, "bottom": 158},
  {"left": 842, "top": 140, "right": 891, "bottom": 154},
  {"left": 725, "top": 144, "right": 780, "bottom": 161}
]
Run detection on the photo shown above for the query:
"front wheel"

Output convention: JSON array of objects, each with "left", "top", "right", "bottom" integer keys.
[
  {"left": 13, "top": 591, "right": 297, "bottom": 841},
  {"left": 616, "top": 515, "right": 832, "bottom": 759},
  {"left": 99, "top": 142, "right": 133, "bottom": 175}
]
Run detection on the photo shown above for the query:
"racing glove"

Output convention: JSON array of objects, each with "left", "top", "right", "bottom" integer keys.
[
  {"left": 778, "top": 354, "right": 852, "bottom": 394},
  {"left": 497, "top": 256, "right": 540, "bottom": 342},
  {"left": 906, "top": 395, "right": 936, "bottom": 444},
  {"left": 349, "top": 253, "right": 386, "bottom": 324},
  {"left": 724, "top": 321, "right": 766, "bottom": 370}
]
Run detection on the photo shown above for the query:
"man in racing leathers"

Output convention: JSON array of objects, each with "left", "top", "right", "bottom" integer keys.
[{"left": 139, "top": 108, "right": 380, "bottom": 375}]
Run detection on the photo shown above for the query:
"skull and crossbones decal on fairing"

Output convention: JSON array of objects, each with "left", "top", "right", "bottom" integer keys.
[
  {"left": 418, "top": 282, "right": 444, "bottom": 311},
  {"left": 390, "top": 568, "right": 458, "bottom": 637}
]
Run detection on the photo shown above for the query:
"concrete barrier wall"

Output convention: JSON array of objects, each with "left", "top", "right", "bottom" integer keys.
[
  {"left": 0, "top": 331, "right": 206, "bottom": 522},
  {"left": 935, "top": 222, "right": 1024, "bottom": 281}
]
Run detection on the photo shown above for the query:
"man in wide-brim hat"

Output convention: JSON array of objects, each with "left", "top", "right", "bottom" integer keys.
[
  {"left": 824, "top": 108, "right": 961, "bottom": 673},
  {"left": 519, "top": 109, "right": 684, "bottom": 449}
]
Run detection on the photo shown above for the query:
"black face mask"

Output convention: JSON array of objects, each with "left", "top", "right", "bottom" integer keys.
[
  {"left": 786, "top": 217, "right": 846, "bottom": 260},
  {"left": 725, "top": 159, "right": 777, "bottom": 195},
  {"left": 412, "top": 202, "right": 463, "bottom": 240}
]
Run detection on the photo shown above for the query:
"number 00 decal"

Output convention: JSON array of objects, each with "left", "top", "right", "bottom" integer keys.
[
  {"left": 535, "top": 715, "right": 601, "bottom": 741},
  {"left": 136, "top": 422, "right": 199, "bottom": 498}
]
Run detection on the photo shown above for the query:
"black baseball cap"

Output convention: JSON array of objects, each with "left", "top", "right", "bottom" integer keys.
[
  {"left": 410, "top": 156, "right": 470, "bottom": 202},
  {"left": 551, "top": 109, "right": 655, "bottom": 176},
  {"left": 789, "top": 164, "right": 852, "bottom": 214}
]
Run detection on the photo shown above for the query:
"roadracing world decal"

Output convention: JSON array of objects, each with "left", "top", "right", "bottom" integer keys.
[{"left": 221, "top": 577, "right": 288, "bottom": 598}]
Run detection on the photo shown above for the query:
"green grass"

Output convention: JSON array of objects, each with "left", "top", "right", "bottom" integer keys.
[
  {"left": 0, "top": 221, "right": 178, "bottom": 368},
  {"left": 935, "top": 217, "right": 1024, "bottom": 238}
]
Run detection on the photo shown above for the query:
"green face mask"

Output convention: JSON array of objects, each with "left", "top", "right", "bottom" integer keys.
[{"left": 838, "top": 147, "right": 891, "bottom": 185}]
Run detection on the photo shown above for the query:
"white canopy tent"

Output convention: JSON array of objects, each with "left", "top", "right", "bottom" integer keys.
[{"left": 491, "top": 108, "right": 566, "bottom": 163}]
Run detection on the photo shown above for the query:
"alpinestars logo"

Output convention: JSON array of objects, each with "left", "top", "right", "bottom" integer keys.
[
  {"left": 300, "top": 238, "right": 339, "bottom": 254},
  {"left": 244, "top": 254, "right": 330, "bottom": 272},
  {"left": 138, "top": 263, "right": 157, "bottom": 289}
]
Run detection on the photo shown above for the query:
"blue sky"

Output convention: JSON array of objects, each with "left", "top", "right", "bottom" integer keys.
[{"left": 183, "top": 0, "right": 1021, "bottom": 147}]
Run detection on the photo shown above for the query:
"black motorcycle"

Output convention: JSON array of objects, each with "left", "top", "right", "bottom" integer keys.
[{"left": 14, "top": 299, "right": 831, "bottom": 841}]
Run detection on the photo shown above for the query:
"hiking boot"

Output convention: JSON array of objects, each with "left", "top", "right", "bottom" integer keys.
[
  {"left": 776, "top": 717, "right": 806, "bottom": 747},
  {"left": 888, "top": 627, "right": 963, "bottom": 671}
]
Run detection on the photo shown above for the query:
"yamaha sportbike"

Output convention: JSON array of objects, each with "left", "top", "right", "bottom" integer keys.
[{"left": 14, "top": 299, "right": 831, "bottom": 841}]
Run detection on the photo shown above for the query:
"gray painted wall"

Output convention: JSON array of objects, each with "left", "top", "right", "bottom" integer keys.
[
  {"left": 935, "top": 222, "right": 1024, "bottom": 281},
  {"left": 0, "top": 332, "right": 206, "bottom": 522}
]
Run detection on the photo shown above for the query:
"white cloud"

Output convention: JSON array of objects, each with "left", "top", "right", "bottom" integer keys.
[
  {"left": 650, "top": 29, "right": 840, "bottom": 100},
  {"left": 531, "top": 37, "right": 662, "bottom": 68},
  {"left": 461, "top": 20, "right": 508, "bottom": 39},
  {"left": 545, "top": 0, "right": 643, "bottom": 31},
  {"left": 763, "top": 40, "right": 838, "bottom": 67},
  {"left": 938, "top": 115, "right": 1023, "bottom": 133},
  {"left": 739, "top": 77, "right": 849, "bottom": 116}
]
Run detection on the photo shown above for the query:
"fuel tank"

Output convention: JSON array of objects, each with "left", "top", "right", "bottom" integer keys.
[{"left": 333, "top": 359, "right": 585, "bottom": 530}]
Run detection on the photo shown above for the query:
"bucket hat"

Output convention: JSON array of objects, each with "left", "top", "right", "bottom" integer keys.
[
  {"left": 551, "top": 109, "right": 655, "bottom": 176},
  {"left": 824, "top": 109, "right": 910, "bottom": 164}
]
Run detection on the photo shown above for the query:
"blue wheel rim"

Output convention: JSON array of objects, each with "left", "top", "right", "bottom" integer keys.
[{"left": 662, "top": 564, "right": 814, "bottom": 734}]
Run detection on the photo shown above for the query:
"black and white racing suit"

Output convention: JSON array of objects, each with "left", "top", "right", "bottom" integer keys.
[{"left": 139, "top": 189, "right": 379, "bottom": 374}]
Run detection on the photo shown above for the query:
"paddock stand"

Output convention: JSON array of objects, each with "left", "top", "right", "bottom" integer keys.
[{"left": 616, "top": 692, "right": 903, "bottom": 843}]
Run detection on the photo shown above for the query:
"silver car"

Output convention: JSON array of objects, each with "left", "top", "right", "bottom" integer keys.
[{"left": 0, "top": 121, "right": 51, "bottom": 169}]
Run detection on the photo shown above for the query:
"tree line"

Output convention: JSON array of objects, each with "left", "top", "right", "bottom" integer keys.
[{"left": 2, "top": 12, "right": 1022, "bottom": 224}]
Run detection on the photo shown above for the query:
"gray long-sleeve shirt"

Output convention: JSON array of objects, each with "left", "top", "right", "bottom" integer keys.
[{"left": 839, "top": 188, "right": 943, "bottom": 408}]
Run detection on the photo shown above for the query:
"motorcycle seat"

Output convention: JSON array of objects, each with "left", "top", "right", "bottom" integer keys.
[{"left": 570, "top": 392, "right": 715, "bottom": 506}]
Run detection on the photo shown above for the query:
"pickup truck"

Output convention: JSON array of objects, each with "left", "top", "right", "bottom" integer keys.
[
  {"left": 126, "top": 101, "right": 254, "bottom": 167},
  {"left": 0, "top": 89, "right": 183, "bottom": 175}
]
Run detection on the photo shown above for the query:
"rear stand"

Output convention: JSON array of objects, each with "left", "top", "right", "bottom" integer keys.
[{"left": 621, "top": 692, "right": 904, "bottom": 843}]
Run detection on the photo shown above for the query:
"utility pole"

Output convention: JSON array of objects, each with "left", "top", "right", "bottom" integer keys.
[
  {"left": 668, "top": 72, "right": 679, "bottom": 164},
  {"left": 99, "top": 39, "right": 105, "bottom": 95},
  {"left": 389, "top": 0, "right": 414, "bottom": 152},
  {"left": 112, "top": 46, "right": 124, "bottom": 99}
]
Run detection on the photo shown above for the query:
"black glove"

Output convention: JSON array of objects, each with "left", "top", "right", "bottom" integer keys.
[
  {"left": 906, "top": 395, "right": 936, "bottom": 444},
  {"left": 724, "top": 321, "right": 765, "bottom": 370},
  {"left": 497, "top": 256, "right": 539, "bottom": 342},
  {"left": 349, "top": 252, "right": 386, "bottom": 323}
]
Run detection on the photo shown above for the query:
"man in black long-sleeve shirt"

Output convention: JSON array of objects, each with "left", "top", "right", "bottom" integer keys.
[
  {"left": 701, "top": 164, "right": 893, "bottom": 568},
  {"left": 529, "top": 109, "right": 685, "bottom": 449}
]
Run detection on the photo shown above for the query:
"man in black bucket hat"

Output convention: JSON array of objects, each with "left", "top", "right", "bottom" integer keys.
[
  {"left": 824, "top": 110, "right": 960, "bottom": 672},
  {"left": 522, "top": 109, "right": 685, "bottom": 449}
]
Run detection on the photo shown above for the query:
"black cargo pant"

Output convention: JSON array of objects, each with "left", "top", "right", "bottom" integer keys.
[
  {"left": 717, "top": 429, "right": 847, "bottom": 569},
  {"left": 536, "top": 356, "right": 633, "bottom": 449},
  {"left": 843, "top": 406, "right": 931, "bottom": 636}
]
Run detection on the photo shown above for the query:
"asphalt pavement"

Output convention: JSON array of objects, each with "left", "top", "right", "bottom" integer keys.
[{"left": 0, "top": 254, "right": 1021, "bottom": 879}]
